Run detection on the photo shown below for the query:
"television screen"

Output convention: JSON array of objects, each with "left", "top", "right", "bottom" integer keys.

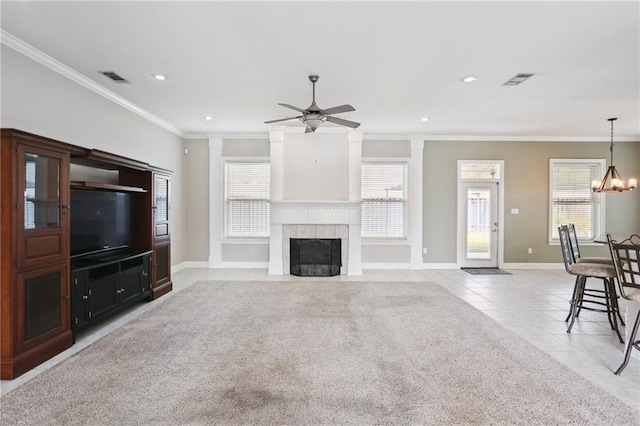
[{"left": 70, "top": 188, "right": 135, "bottom": 257}]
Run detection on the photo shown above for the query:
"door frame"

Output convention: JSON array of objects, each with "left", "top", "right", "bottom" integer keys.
[{"left": 456, "top": 160, "right": 505, "bottom": 268}]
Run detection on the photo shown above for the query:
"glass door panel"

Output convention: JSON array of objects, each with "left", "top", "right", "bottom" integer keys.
[
  {"left": 458, "top": 182, "right": 498, "bottom": 268},
  {"left": 466, "top": 188, "right": 491, "bottom": 259},
  {"left": 24, "top": 153, "right": 61, "bottom": 230}
]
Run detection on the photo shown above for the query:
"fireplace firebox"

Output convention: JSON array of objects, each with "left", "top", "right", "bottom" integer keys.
[{"left": 290, "top": 238, "right": 341, "bottom": 276}]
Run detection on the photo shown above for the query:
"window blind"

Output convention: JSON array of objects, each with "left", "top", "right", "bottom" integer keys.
[
  {"left": 550, "top": 161, "right": 602, "bottom": 239},
  {"left": 361, "top": 162, "right": 407, "bottom": 238},
  {"left": 225, "top": 161, "right": 270, "bottom": 237},
  {"left": 25, "top": 160, "right": 36, "bottom": 229}
]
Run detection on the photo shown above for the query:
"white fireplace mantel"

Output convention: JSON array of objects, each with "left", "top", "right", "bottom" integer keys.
[{"left": 268, "top": 200, "right": 362, "bottom": 275}]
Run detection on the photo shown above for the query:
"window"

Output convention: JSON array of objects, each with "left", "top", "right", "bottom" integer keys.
[
  {"left": 361, "top": 162, "right": 407, "bottom": 238},
  {"left": 224, "top": 161, "right": 270, "bottom": 238},
  {"left": 549, "top": 159, "right": 605, "bottom": 242},
  {"left": 460, "top": 162, "right": 501, "bottom": 180}
]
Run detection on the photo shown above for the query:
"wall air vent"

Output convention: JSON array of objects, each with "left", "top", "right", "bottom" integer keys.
[
  {"left": 503, "top": 73, "right": 535, "bottom": 86},
  {"left": 99, "top": 71, "right": 130, "bottom": 83}
]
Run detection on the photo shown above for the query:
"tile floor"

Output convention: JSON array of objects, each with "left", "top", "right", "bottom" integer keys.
[{"left": 1, "top": 268, "right": 638, "bottom": 413}]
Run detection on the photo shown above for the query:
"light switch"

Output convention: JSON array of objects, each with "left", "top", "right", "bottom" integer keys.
[{"left": 511, "top": 208, "right": 519, "bottom": 214}]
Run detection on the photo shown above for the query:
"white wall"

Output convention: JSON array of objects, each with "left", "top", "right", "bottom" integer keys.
[
  {"left": 1, "top": 45, "right": 187, "bottom": 265},
  {"left": 283, "top": 132, "right": 349, "bottom": 201}
]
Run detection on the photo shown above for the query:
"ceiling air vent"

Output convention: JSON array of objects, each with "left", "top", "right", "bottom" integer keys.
[
  {"left": 99, "top": 71, "right": 130, "bottom": 83},
  {"left": 503, "top": 73, "right": 534, "bottom": 86}
]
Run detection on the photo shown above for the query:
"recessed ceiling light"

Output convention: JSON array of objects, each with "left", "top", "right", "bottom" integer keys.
[
  {"left": 461, "top": 75, "right": 478, "bottom": 83},
  {"left": 204, "top": 115, "right": 213, "bottom": 121},
  {"left": 420, "top": 117, "right": 430, "bottom": 122},
  {"left": 151, "top": 74, "right": 166, "bottom": 81}
]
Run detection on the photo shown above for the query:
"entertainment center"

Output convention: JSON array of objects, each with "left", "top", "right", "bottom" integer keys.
[{"left": 1, "top": 129, "right": 173, "bottom": 379}]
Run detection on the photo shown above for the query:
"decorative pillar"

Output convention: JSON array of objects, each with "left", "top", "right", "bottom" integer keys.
[
  {"left": 347, "top": 130, "right": 363, "bottom": 275},
  {"left": 268, "top": 128, "right": 285, "bottom": 274},
  {"left": 208, "top": 135, "right": 223, "bottom": 268},
  {"left": 409, "top": 135, "right": 425, "bottom": 269}
]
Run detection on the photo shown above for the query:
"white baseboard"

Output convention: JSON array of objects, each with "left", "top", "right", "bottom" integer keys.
[
  {"left": 502, "top": 263, "right": 565, "bottom": 270},
  {"left": 421, "top": 263, "right": 459, "bottom": 269},
  {"left": 362, "top": 262, "right": 410, "bottom": 270},
  {"left": 221, "top": 261, "right": 269, "bottom": 269},
  {"left": 172, "top": 261, "right": 208, "bottom": 274},
  {"left": 172, "top": 261, "right": 566, "bottom": 273}
]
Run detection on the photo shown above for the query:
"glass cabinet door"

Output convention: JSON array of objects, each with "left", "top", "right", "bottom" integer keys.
[
  {"left": 153, "top": 174, "right": 170, "bottom": 240},
  {"left": 17, "top": 144, "right": 69, "bottom": 269},
  {"left": 16, "top": 259, "right": 70, "bottom": 353},
  {"left": 24, "top": 152, "right": 61, "bottom": 230}
]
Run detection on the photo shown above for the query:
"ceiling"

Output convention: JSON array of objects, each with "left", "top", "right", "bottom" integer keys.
[{"left": 2, "top": 1, "right": 639, "bottom": 139}]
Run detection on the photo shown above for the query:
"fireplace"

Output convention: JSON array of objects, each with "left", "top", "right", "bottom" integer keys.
[
  {"left": 268, "top": 201, "right": 362, "bottom": 275},
  {"left": 290, "top": 238, "right": 341, "bottom": 276}
]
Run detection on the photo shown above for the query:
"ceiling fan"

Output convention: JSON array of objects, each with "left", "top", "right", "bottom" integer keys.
[{"left": 265, "top": 75, "right": 360, "bottom": 133}]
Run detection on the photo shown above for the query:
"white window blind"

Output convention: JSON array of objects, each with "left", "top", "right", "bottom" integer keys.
[
  {"left": 361, "top": 162, "right": 407, "bottom": 238},
  {"left": 224, "top": 161, "right": 270, "bottom": 237},
  {"left": 25, "top": 158, "right": 36, "bottom": 229},
  {"left": 549, "top": 159, "right": 604, "bottom": 241}
]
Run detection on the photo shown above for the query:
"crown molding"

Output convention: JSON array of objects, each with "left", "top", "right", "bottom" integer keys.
[
  {"left": 1, "top": 29, "right": 185, "bottom": 138},
  {"left": 419, "top": 135, "right": 639, "bottom": 142}
]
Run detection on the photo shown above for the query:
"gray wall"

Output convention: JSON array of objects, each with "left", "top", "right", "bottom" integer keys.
[
  {"left": 184, "top": 139, "right": 210, "bottom": 262},
  {"left": 423, "top": 140, "right": 640, "bottom": 264},
  {"left": 2, "top": 46, "right": 187, "bottom": 265}
]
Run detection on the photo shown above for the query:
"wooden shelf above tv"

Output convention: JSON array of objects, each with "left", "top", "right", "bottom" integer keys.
[{"left": 70, "top": 181, "right": 147, "bottom": 193}]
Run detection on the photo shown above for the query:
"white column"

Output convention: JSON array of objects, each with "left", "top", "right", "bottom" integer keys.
[
  {"left": 208, "top": 135, "right": 223, "bottom": 268},
  {"left": 268, "top": 128, "right": 285, "bottom": 275},
  {"left": 347, "top": 130, "right": 363, "bottom": 275},
  {"left": 409, "top": 135, "right": 425, "bottom": 269}
]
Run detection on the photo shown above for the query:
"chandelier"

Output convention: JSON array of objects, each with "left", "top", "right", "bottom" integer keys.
[{"left": 592, "top": 118, "right": 637, "bottom": 192}]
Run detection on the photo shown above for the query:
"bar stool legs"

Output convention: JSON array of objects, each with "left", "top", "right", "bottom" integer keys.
[
  {"left": 615, "top": 309, "right": 640, "bottom": 375},
  {"left": 565, "top": 276, "right": 624, "bottom": 343}
]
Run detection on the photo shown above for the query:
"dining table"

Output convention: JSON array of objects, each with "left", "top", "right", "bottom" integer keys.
[{"left": 593, "top": 232, "right": 640, "bottom": 244}]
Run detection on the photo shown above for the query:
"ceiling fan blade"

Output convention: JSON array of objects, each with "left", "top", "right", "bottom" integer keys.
[
  {"left": 325, "top": 115, "right": 361, "bottom": 129},
  {"left": 321, "top": 104, "right": 355, "bottom": 115},
  {"left": 278, "top": 103, "right": 307, "bottom": 113},
  {"left": 264, "top": 115, "right": 303, "bottom": 124}
]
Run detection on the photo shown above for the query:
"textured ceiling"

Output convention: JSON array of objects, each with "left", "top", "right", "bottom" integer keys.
[{"left": 1, "top": 1, "right": 639, "bottom": 139}]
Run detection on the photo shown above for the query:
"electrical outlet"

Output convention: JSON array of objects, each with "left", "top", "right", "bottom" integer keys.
[{"left": 527, "top": 248, "right": 533, "bottom": 254}]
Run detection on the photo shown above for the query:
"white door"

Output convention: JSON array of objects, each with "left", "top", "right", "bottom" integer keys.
[{"left": 458, "top": 182, "right": 499, "bottom": 268}]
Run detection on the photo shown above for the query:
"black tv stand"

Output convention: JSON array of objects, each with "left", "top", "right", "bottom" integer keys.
[{"left": 71, "top": 250, "right": 152, "bottom": 333}]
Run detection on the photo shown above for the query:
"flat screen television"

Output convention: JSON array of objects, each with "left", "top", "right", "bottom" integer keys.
[{"left": 70, "top": 188, "right": 135, "bottom": 257}]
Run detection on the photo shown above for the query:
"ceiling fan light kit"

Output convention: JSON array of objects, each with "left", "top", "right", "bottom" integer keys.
[
  {"left": 265, "top": 75, "right": 360, "bottom": 133},
  {"left": 592, "top": 118, "right": 637, "bottom": 193}
]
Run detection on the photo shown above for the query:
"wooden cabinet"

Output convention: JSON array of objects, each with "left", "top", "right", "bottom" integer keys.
[
  {"left": 1, "top": 129, "right": 173, "bottom": 379},
  {"left": 1, "top": 129, "right": 75, "bottom": 379},
  {"left": 151, "top": 172, "right": 172, "bottom": 298},
  {"left": 71, "top": 252, "right": 151, "bottom": 331},
  {"left": 119, "top": 168, "right": 173, "bottom": 300}
]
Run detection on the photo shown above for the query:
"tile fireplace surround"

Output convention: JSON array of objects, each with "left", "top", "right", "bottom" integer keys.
[{"left": 268, "top": 201, "right": 362, "bottom": 275}]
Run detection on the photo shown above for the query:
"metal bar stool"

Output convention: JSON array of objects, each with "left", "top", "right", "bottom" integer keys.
[
  {"left": 558, "top": 226, "right": 623, "bottom": 343},
  {"left": 566, "top": 224, "right": 624, "bottom": 326},
  {"left": 607, "top": 233, "right": 640, "bottom": 375}
]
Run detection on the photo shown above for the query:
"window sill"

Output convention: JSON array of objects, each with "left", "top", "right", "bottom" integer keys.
[
  {"left": 222, "top": 237, "right": 270, "bottom": 244},
  {"left": 362, "top": 239, "right": 410, "bottom": 245}
]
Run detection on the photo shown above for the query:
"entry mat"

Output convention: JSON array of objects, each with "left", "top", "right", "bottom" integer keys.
[{"left": 461, "top": 267, "right": 512, "bottom": 275}]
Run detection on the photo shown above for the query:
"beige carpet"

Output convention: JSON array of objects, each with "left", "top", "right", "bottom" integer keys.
[{"left": 1, "top": 280, "right": 638, "bottom": 425}]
